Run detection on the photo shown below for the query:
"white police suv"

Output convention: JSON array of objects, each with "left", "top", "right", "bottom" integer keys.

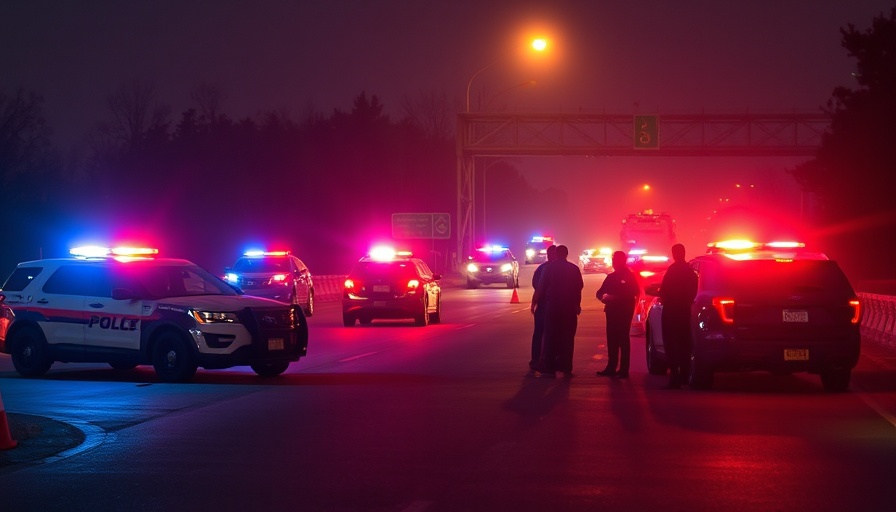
[{"left": 0, "top": 246, "right": 309, "bottom": 382}]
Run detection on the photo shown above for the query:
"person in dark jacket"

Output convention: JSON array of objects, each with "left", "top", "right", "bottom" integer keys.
[
  {"left": 658, "top": 243, "right": 698, "bottom": 388},
  {"left": 529, "top": 244, "right": 558, "bottom": 371},
  {"left": 595, "top": 251, "right": 640, "bottom": 378},
  {"left": 531, "top": 245, "right": 583, "bottom": 378}
]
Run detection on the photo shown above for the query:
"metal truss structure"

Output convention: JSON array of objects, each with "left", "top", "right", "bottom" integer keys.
[{"left": 454, "top": 111, "right": 829, "bottom": 266}]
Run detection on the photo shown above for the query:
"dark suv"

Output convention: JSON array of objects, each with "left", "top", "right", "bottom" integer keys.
[
  {"left": 644, "top": 242, "right": 861, "bottom": 392},
  {"left": 465, "top": 246, "right": 519, "bottom": 289},
  {"left": 342, "top": 248, "right": 441, "bottom": 327},
  {"left": 225, "top": 251, "right": 314, "bottom": 316}
]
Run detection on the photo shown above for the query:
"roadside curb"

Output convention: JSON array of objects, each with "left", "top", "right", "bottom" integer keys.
[{"left": 0, "top": 413, "right": 94, "bottom": 470}]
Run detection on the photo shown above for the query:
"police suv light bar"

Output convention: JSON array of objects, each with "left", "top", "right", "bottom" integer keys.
[{"left": 70, "top": 246, "right": 159, "bottom": 258}]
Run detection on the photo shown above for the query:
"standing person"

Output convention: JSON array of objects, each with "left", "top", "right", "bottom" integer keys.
[
  {"left": 595, "top": 251, "right": 640, "bottom": 378},
  {"left": 532, "top": 245, "right": 584, "bottom": 378},
  {"left": 658, "top": 243, "right": 698, "bottom": 388},
  {"left": 529, "top": 245, "right": 558, "bottom": 371}
]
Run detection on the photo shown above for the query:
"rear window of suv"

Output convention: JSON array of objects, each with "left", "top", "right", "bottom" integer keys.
[
  {"left": 701, "top": 259, "right": 854, "bottom": 296},
  {"left": 1, "top": 266, "right": 44, "bottom": 292}
]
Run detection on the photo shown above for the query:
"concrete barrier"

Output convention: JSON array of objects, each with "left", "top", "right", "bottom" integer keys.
[{"left": 858, "top": 292, "right": 896, "bottom": 347}]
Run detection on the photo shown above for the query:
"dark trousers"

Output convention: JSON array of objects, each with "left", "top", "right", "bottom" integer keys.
[
  {"left": 662, "top": 311, "right": 691, "bottom": 385},
  {"left": 605, "top": 311, "right": 631, "bottom": 374},
  {"left": 530, "top": 306, "right": 546, "bottom": 368},
  {"left": 541, "top": 308, "right": 578, "bottom": 373}
]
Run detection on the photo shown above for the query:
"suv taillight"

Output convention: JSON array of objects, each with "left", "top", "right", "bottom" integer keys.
[
  {"left": 407, "top": 279, "right": 420, "bottom": 291},
  {"left": 712, "top": 297, "right": 736, "bottom": 324},
  {"left": 344, "top": 278, "right": 356, "bottom": 292},
  {"left": 849, "top": 299, "right": 861, "bottom": 324}
]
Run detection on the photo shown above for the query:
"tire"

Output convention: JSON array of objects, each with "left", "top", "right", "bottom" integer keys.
[
  {"left": 109, "top": 362, "right": 138, "bottom": 371},
  {"left": 466, "top": 279, "right": 478, "bottom": 289},
  {"left": 152, "top": 331, "right": 197, "bottom": 383},
  {"left": 343, "top": 314, "right": 355, "bottom": 327},
  {"left": 415, "top": 298, "right": 430, "bottom": 327},
  {"left": 9, "top": 326, "right": 53, "bottom": 377},
  {"left": 689, "top": 349, "right": 714, "bottom": 390},
  {"left": 251, "top": 360, "right": 290, "bottom": 377},
  {"left": 645, "top": 326, "right": 667, "bottom": 376},
  {"left": 359, "top": 317, "right": 373, "bottom": 325},
  {"left": 304, "top": 290, "right": 314, "bottom": 317},
  {"left": 820, "top": 367, "right": 851, "bottom": 393}
]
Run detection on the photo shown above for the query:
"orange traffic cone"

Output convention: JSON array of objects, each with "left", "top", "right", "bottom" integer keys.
[
  {"left": 510, "top": 287, "right": 520, "bottom": 304},
  {"left": 0, "top": 390, "right": 17, "bottom": 450}
]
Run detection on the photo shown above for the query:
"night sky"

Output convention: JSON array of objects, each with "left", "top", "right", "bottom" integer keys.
[{"left": 3, "top": 0, "right": 894, "bottom": 262}]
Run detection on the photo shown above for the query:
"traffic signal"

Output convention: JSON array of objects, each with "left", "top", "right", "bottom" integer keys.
[{"left": 634, "top": 115, "right": 659, "bottom": 149}]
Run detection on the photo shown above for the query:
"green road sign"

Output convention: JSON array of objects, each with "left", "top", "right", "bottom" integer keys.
[{"left": 392, "top": 213, "right": 451, "bottom": 239}]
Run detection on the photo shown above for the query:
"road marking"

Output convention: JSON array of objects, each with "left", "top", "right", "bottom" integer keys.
[
  {"left": 853, "top": 384, "right": 896, "bottom": 429},
  {"left": 338, "top": 351, "right": 379, "bottom": 362}
]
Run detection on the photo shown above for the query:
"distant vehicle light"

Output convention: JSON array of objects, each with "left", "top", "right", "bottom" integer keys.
[
  {"left": 466, "top": 263, "right": 479, "bottom": 273},
  {"left": 500, "top": 263, "right": 513, "bottom": 273},
  {"left": 530, "top": 236, "right": 553, "bottom": 242},
  {"left": 766, "top": 241, "right": 805, "bottom": 249},
  {"left": 629, "top": 248, "right": 647, "bottom": 255},
  {"left": 244, "top": 250, "right": 290, "bottom": 257},
  {"left": 709, "top": 240, "right": 757, "bottom": 251},
  {"left": 368, "top": 246, "right": 412, "bottom": 261},
  {"left": 642, "top": 255, "right": 669, "bottom": 263},
  {"left": 271, "top": 274, "right": 288, "bottom": 282},
  {"left": 477, "top": 245, "right": 508, "bottom": 253},
  {"left": 225, "top": 273, "right": 238, "bottom": 283},
  {"left": 640, "top": 270, "right": 656, "bottom": 278}
]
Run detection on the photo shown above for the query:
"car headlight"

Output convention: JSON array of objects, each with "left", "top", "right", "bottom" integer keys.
[
  {"left": 466, "top": 263, "right": 479, "bottom": 272},
  {"left": 192, "top": 310, "right": 239, "bottom": 324},
  {"left": 500, "top": 263, "right": 512, "bottom": 272}
]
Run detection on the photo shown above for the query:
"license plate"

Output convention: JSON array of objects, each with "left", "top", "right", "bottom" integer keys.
[
  {"left": 268, "top": 338, "right": 284, "bottom": 351},
  {"left": 783, "top": 310, "right": 808, "bottom": 322},
  {"left": 373, "top": 285, "right": 390, "bottom": 293},
  {"left": 374, "top": 301, "right": 386, "bottom": 307},
  {"left": 784, "top": 349, "right": 809, "bottom": 361}
]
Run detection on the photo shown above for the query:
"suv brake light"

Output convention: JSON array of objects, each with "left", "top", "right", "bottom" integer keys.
[
  {"left": 712, "top": 297, "right": 736, "bottom": 324},
  {"left": 407, "top": 279, "right": 420, "bottom": 290},
  {"left": 849, "top": 299, "right": 861, "bottom": 324}
]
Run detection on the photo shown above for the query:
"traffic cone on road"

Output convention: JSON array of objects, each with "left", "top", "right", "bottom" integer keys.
[
  {"left": 510, "top": 287, "right": 520, "bottom": 304},
  {"left": 0, "top": 390, "right": 17, "bottom": 450}
]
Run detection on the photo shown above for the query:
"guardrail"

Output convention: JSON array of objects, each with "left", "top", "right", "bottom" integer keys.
[
  {"left": 315, "top": 275, "right": 346, "bottom": 302},
  {"left": 858, "top": 293, "right": 896, "bottom": 347}
]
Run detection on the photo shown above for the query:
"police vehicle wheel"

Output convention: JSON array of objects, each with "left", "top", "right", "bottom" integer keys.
[
  {"left": 466, "top": 279, "right": 478, "bottom": 289},
  {"left": 251, "top": 361, "right": 289, "bottom": 377},
  {"left": 304, "top": 290, "right": 314, "bottom": 317},
  {"left": 429, "top": 297, "right": 442, "bottom": 324},
  {"left": 820, "top": 367, "right": 851, "bottom": 393},
  {"left": 152, "top": 331, "right": 197, "bottom": 383},
  {"left": 343, "top": 314, "right": 355, "bottom": 327},
  {"left": 109, "top": 362, "right": 138, "bottom": 371},
  {"left": 645, "top": 326, "right": 667, "bottom": 376},
  {"left": 10, "top": 326, "right": 53, "bottom": 377},
  {"left": 415, "top": 298, "right": 430, "bottom": 326}
]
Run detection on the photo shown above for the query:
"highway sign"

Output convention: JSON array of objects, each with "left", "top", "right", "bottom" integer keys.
[{"left": 392, "top": 213, "right": 451, "bottom": 239}]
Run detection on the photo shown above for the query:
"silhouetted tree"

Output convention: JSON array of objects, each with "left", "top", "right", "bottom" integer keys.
[
  {"left": 0, "top": 88, "right": 54, "bottom": 204},
  {"left": 790, "top": 7, "right": 896, "bottom": 279}
]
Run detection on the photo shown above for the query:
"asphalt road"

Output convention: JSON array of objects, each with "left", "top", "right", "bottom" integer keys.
[{"left": 2, "top": 267, "right": 896, "bottom": 511}]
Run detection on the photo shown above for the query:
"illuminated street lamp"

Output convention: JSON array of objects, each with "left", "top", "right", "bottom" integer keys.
[{"left": 465, "top": 38, "right": 548, "bottom": 113}]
